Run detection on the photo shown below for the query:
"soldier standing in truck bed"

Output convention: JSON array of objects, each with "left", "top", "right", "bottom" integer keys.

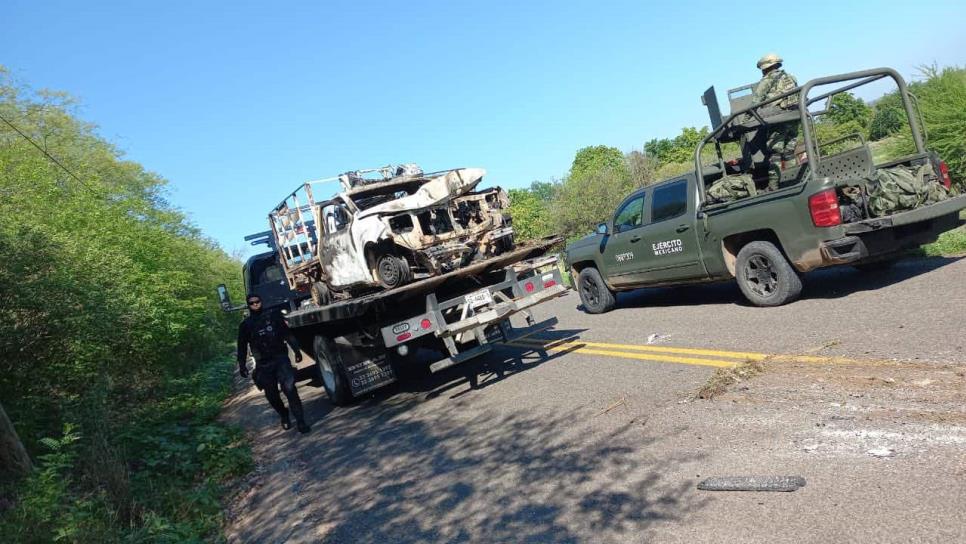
[{"left": 751, "top": 53, "right": 800, "bottom": 191}]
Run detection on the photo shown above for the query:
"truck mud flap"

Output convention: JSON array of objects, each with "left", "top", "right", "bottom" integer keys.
[{"left": 336, "top": 345, "right": 396, "bottom": 397}]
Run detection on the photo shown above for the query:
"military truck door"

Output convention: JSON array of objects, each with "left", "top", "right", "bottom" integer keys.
[
  {"left": 318, "top": 198, "right": 368, "bottom": 288},
  {"left": 601, "top": 190, "right": 650, "bottom": 287},
  {"left": 637, "top": 177, "right": 706, "bottom": 283}
]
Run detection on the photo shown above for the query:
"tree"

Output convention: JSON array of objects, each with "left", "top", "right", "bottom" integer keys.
[
  {"left": 0, "top": 401, "right": 32, "bottom": 478},
  {"left": 569, "top": 145, "right": 626, "bottom": 181},
  {"left": 825, "top": 92, "right": 872, "bottom": 129},
  {"left": 508, "top": 181, "right": 558, "bottom": 241},
  {"left": 644, "top": 126, "right": 710, "bottom": 165}
]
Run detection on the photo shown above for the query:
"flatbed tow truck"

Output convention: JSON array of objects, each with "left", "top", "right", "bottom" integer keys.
[
  {"left": 285, "top": 236, "right": 566, "bottom": 405},
  {"left": 220, "top": 231, "right": 567, "bottom": 406}
]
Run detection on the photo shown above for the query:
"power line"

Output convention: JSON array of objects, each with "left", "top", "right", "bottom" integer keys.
[{"left": 0, "top": 111, "right": 103, "bottom": 197}]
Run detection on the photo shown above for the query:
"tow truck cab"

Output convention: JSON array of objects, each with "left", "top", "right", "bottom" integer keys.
[{"left": 216, "top": 231, "right": 309, "bottom": 313}]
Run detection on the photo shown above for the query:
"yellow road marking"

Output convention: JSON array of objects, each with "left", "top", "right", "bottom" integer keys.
[
  {"left": 507, "top": 340, "right": 734, "bottom": 368},
  {"left": 514, "top": 337, "right": 765, "bottom": 360},
  {"left": 508, "top": 337, "right": 874, "bottom": 367}
]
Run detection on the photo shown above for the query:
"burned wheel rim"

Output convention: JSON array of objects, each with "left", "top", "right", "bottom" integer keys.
[
  {"left": 744, "top": 254, "right": 779, "bottom": 297},
  {"left": 377, "top": 255, "right": 402, "bottom": 287},
  {"left": 581, "top": 276, "right": 601, "bottom": 307}
]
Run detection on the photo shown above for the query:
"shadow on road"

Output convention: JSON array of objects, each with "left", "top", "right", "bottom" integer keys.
[
  {"left": 227, "top": 389, "right": 708, "bottom": 543},
  {"left": 600, "top": 255, "right": 963, "bottom": 310}
]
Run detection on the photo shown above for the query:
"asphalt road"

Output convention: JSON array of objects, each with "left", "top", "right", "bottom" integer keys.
[{"left": 223, "top": 255, "right": 966, "bottom": 543}]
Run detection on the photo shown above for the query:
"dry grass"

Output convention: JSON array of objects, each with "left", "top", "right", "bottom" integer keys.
[{"left": 696, "top": 359, "right": 766, "bottom": 400}]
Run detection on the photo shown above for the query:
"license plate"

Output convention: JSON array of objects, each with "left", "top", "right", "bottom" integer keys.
[{"left": 465, "top": 289, "right": 493, "bottom": 308}]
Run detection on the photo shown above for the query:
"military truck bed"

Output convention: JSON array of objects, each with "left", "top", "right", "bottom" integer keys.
[{"left": 286, "top": 236, "right": 562, "bottom": 327}]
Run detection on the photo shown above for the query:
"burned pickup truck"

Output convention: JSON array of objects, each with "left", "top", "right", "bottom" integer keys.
[{"left": 270, "top": 165, "right": 514, "bottom": 305}]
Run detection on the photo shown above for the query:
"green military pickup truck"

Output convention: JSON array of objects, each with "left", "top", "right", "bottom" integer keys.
[{"left": 563, "top": 68, "right": 966, "bottom": 312}]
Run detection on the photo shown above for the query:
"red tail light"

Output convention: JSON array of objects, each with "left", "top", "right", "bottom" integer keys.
[
  {"left": 939, "top": 161, "right": 952, "bottom": 189},
  {"left": 543, "top": 279, "right": 557, "bottom": 288},
  {"left": 524, "top": 281, "right": 535, "bottom": 293},
  {"left": 420, "top": 319, "right": 432, "bottom": 330},
  {"left": 396, "top": 332, "right": 411, "bottom": 342},
  {"left": 809, "top": 189, "right": 841, "bottom": 227}
]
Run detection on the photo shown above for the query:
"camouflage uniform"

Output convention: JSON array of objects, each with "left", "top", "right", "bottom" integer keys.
[{"left": 751, "top": 68, "right": 800, "bottom": 191}]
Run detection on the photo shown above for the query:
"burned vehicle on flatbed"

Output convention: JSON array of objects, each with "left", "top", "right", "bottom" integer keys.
[{"left": 270, "top": 165, "right": 515, "bottom": 304}]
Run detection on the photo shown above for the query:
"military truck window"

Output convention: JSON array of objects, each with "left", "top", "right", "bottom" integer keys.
[
  {"left": 614, "top": 195, "right": 644, "bottom": 233},
  {"left": 651, "top": 181, "right": 688, "bottom": 223},
  {"left": 321, "top": 202, "right": 350, "bottom": 234}
]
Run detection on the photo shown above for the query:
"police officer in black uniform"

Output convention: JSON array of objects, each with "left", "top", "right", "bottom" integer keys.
[{"left": 237, "top": 294, "right": 310, "bottom": 433}]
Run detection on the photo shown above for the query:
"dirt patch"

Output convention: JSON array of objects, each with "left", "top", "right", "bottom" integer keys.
[
  {"left": 695, "top": 359, "right": 765, "bottom": 400},
  {"left": 713, "top": 357, "right": 966, "bottom": 458}
]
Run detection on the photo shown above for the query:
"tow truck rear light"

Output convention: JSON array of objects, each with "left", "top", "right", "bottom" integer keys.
[
  {"left": 420, "top": 318, "right": 432, "bottom": 330},
  {"left": 808, "top": 189, "right": 841, "bottom": 227},
  {"left": 939, "top": 161, "right": 952, "bottom": 189},
  {"left": 396, "top": 332, "right": 412, "bottom": 342},
  {"left": 543, "top": 279, "right": 557, "bottom": 288},
  {"left": 524, "top": 281, "right": 535, "bottom": 293}
]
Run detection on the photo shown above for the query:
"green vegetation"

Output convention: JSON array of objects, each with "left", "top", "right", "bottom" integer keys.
[
  {"left": 508, "top": 66, "right": 966, "bottom": 246},
  {"left": 921, "top": 213, "right": 966, "bottom": 256},
  {"left": 0, "top": 67, "right": 247, "bottom": 542},
  {"left": 882, "top": 66, "right": 966, "bottom": 186}
]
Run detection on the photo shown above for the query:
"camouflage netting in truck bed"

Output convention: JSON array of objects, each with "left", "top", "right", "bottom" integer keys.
[{"left": 868, "top": 163, "right": 949, "bottom": 217}]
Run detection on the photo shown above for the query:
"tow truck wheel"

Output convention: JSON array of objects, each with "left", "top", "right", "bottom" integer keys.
[
  {"left": 313, "top": 334, "right": 352, "bottom": 406},
  {"left": 376, "top": 254, "right": 412, "bottom": 289},
  {"left": 577, "top": 267, "right": 616, "bottom": 314},
  {"left": 735, "top": 241, "right": 802, "bottom": 307}
]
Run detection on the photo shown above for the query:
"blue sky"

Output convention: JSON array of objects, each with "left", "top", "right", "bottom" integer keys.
[{"left": 4, "top": 0, "right": 965, "bottom": 256}]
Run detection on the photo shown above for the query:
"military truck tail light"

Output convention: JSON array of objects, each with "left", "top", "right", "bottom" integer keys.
[
  {"left": 396, "top": 332, "right": 412, "bottom": 342},
  {"left": 809, "top": 189, "right": 841, "bottom": 227},
  {"left": 524, "top": 281, "right": 535, "bottom": 293},
  {"left": 939, "top": 161, "right": 952, "bottom": 189},
  {"left": 543, "top": 279, "right": 557, "bottom": 289},
  {"left": 420, "top": 318, "right": 432, "bottom": 330}
]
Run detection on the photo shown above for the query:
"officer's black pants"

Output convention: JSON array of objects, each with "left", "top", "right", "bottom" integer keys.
[{"left": 254, "top": 356, "right": 305, "bottom": 424}]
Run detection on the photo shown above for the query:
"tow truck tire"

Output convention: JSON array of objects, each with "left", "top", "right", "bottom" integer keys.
[
  {"left": 313, "top": 334, "right": 352, "bottom": 406},
  {"left": 577, "top": 267, "right": 617, "bottom": 314},
  {"left": 735, "top": 241, "right": 802, "bottom": 307},
  {"left": 376, "top": 254, "right": 413, "bottom": 289}
]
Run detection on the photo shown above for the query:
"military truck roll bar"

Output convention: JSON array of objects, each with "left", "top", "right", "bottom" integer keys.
[{"left": 694, "top": 68, "right": 927, "bottom": 204}]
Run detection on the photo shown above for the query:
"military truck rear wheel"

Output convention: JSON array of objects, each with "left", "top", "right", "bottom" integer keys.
[
  {"left": 313, "top": 334, "right": 352, "bottom": 406},
  {"left": 735, "top": 241, "right": 802, "bottom": 307},
  {"left": 577, "top": 267, "right": 616, "bottom": 314},
  {"left": 376, "top": 254, "right": 413, "bottom": 289}
]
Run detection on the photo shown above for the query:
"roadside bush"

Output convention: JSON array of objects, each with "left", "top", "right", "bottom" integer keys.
[
  {"left": 0, "top": 67, "right": 248, "bottom": 541},
  {"left": 883, "top": 66, "right": 966, "bottom": 188}
]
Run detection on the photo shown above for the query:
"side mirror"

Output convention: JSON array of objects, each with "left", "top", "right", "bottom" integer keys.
[
  {"left": 596, "top": 223, "right": 609, "bottom": 235},
  {"left": 216, "top": 284, "right": 233, "bottom": 312}
]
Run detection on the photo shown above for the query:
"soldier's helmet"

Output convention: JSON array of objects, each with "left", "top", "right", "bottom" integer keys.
[{"left": 757, "top": 53, "right": 783, "bottom": 70}]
